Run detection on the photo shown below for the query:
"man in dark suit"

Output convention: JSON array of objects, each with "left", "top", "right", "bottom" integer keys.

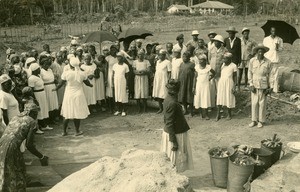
[{"left": 224, "top": 26, "right": 242, "bottom": 67}]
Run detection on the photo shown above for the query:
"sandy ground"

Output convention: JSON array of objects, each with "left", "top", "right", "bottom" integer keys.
[{"left": 24, "top": 92, "right": 300, "bottom": 191}]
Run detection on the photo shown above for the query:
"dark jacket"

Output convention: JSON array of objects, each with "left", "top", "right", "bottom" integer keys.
[
  {"left": 163, "top": 94, "right": 190, "bottom": 143},
  {"left": 224, "top": 37, "right": 242, "bottom": 65}
]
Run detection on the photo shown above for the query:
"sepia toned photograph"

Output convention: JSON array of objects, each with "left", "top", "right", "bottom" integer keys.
[{"left": 0, "top": 0, "right": 300, "bottom": 191}]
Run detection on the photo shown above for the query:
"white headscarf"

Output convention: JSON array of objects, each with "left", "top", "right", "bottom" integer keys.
[{"left": 69, "top": 57, "right": 82, "bottom": 83}]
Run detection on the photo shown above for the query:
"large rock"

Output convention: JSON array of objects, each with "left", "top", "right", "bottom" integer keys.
[
  {"left": 48, "top": 149, "right": 193, "bottom": 192},
  {"left": 251, "top": 152, "right": 300, "bottom": 192}
]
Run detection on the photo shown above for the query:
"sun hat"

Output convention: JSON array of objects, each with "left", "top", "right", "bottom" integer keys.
[
  {"left": 159, "top": 49, "right": 167, "bottom": 55},
  {"left": 29, "top": 63, "right": 40, "bottom": 72},
  {"left": 212, "top": 35, "right": 224, "bottom": 44},
  {"left": 253, "top": 43, "right": 270, "bottom": 54},
  {"left": 0, "top": 74, "right": 11, "bottom": 84},
  {"left": 242, "top": 27, "right": 250, "bottom": 34},
  {"left": 226, "top": 26, "right": 238, "bottom": 33},
  {"left": 224, "top": 52, "right": 233, "bottom": 58},
  {"left": 208, "top": 31, "right": 217, "bottom": 37},
  {"left": 172, "top": 47, "right": 181, "bottom": 53},
  {"left": 176, "top": 34, "right": 184, "bottom": 41},
  {"left": 192, "top": 30, "right": 199, "bottom": 36}
]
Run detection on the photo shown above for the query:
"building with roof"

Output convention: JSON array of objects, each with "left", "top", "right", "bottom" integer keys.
[
  {"left": 190, "top": 1, "right": 234, "bottom": 15},
  {"left": 167, "top": 4, "right": 190, "bottom": 14}
]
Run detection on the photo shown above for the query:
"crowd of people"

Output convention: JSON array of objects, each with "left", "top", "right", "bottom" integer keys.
[{"left": 0, "top": 25, "right": 284, "bottom": 190}]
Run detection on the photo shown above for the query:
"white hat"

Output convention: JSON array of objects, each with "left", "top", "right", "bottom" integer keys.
[
  {"left": 242, "top": 27, "right": 250, "bottom": 34},
  {"left": 192, "top": 30, "right": 199, "bottom": 36},
  {"left": 212, "top": 35, "right": 224, "bottom": 44},
  {"left": 29, "top": 63, "right": 40, "bottom": 72}
]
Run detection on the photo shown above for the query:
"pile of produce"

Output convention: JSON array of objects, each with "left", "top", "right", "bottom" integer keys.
[
  {"left": 261, "top": 134, "right": 282, "bottom": 148},
  {"left": 210, "top": 147, "right": 230, "bottom": 158},
  {"left": 231, "top": 145, "right": 263, "bottom": 166}
]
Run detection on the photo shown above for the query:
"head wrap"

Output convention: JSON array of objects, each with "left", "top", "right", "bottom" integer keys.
[
  {"left": 60, "top": 46, "right": 67, "bottom": 52},
  {"left": 0, "top": 74, "right": 11, "bottom": 85},
  {"left": 198, "top": 54, "right": 207, "bottom": 60},
  {"left": 29, "top": 63, "right": 40, "bottom": 72},
  {"left": 102, "top": 46, "right": 109, "bottom": 51},
  {"left": 22, "top": 86, "right": 33, "bottom": 95},
  {"left": 224, "top": 52, "right": 233, "bottom": 58},
  {"left": 159, "top": 49, "right": 167, "bottom": 55},
  {"left": 69, "top": 57, "right": 82, "bottom": 83}
]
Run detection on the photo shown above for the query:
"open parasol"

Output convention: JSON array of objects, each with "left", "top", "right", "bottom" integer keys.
[
  {"left": 261, "top": 20, "right": 300, "bottom": 44},
  {"left": 118, "top": 28, "right": 153, "bottom": 43},
  {"left": 81, "top": 31, "right": 118, "bottom": 44}
]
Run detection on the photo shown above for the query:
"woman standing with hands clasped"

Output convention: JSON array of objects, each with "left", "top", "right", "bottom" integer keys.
[
  {"left": 133, "top": 49, "right": 151, "bottom": 113},
  {"left": 216, "top": 52, "right": 237, "bottom": 121},
  {"left": 161, "top": 79, "right": 193, "bottom": 173},
  {"left": 112, "top": 52, "right": 130, "bottom": 117},
  {"left": 193, "top": 54, "right": 215, "bottom": 120}
]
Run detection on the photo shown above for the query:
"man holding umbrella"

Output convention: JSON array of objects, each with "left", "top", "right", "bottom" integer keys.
[
  {"left": 248, "top": 44, "right": 275, "bottom": 128},
  {"left": 263, "top": 27, "right": 283, "bottom": 93}
]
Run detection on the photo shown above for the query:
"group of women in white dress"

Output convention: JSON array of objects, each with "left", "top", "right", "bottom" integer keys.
[{"left": 1, "top": 34, "right": 239, "bottom": 136}]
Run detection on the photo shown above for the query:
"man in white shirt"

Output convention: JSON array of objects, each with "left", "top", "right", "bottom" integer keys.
[
  {"left": 263, "top": 27, "right": 283, "bottom": 92},
  {"left": 173, "top": 34, "right": 187, "bottom": 57}
]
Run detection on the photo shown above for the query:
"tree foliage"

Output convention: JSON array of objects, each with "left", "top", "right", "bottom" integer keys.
[{"left": 0, "top": 0, "right": 298, "bottom": 26}]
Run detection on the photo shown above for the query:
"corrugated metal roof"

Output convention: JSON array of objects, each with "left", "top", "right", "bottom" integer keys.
[
  {"left": 191, "top": 1, "right": 234, "bottom": 9},
  {"left": 168, "top": 4, "right": 190, "bottom": 10}
]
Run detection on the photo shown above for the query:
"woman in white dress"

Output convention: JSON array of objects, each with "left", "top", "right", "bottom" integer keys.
[
  {"left": 105, "top": 45, "right": 118, "bottom": 113},
  {"left": 94, "top": 55, "right": 107, "bottom": 112},
  {"left": 40, "top": 55, "right": 59, "bottom": 123},
  {"left": 152, "top": 49, "right": 171, "bottom": 114},
  {"left": 0, "top": 74, "right": 19, "bottom": 126},
  {"left": 112, "top": 52, "right": 129, "bottom": 117},
  {"left": 81, "top": 54, "right": 97, "bottom": 113},
  {"left": 193, "top": 54, "right": 215, "bottom": 120},
  {"left": 28, "top": 63, "right": 52, "bottom": 134},
  {"left": 54, "top": 57, "right": 92, "bottom": 136},
  {"left": 216, "top": 53, "right": 237, "bottom": 121},
  {"left": 133, "top": 50, "right": 151, "bottom": 113},
  {"left": 170, "top": 47, "right": 182, "bottom": 80}
]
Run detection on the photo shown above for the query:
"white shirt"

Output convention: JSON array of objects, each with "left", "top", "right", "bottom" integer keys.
[
  {"left": 171, "top": 58, "right": 183, "bottom": 80},
  {"left": 229, "top": 37, "right": 237, "bottom": 48},
  {"left": 263, "top": 35, "right": 283, "bottom": 63},
  {"left": 173, "top": 43, "right": 187, "bottom": 57}
]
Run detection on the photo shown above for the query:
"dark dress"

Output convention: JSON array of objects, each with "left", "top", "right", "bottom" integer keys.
[
  {"left": 178, "top": 61, "right": 195, "bottom": 104},
  {"left": 0, "top": 115, "right": 37, "bottom": 191}
]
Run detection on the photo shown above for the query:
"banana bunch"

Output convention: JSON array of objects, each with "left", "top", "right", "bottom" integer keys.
[
  {"left": 211, "top": 147, "right": 229, "bottom": 158},
  {"left": 262, "top": 134, "right": 282, "bottom": 148},
  {"left": 237, "top": 145, "right": 253, "bottom": 156}
]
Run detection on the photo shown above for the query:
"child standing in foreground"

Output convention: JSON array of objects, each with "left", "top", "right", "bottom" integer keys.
[
  {"left": 193, "top": 54, "right": 215, "bottom": 120},
  {"left": 216, "top": 52, "right": 237, "bottom": 121},
  {"left": 94, "top": 55, "right": 107, "bottom": 112},
  {"left": 112, "top": 52, "right": 129, "bottom": 117}
]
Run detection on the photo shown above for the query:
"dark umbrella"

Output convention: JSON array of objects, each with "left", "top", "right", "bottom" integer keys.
[
  {"left": 261, "top": 20, "right": 300, "bottom": 44},
  {"left": 81, "top": 31, "right": 118, "bottom": 44},
  {"left": 118, "top": 28, "right": 153, "bottom": 42}
]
